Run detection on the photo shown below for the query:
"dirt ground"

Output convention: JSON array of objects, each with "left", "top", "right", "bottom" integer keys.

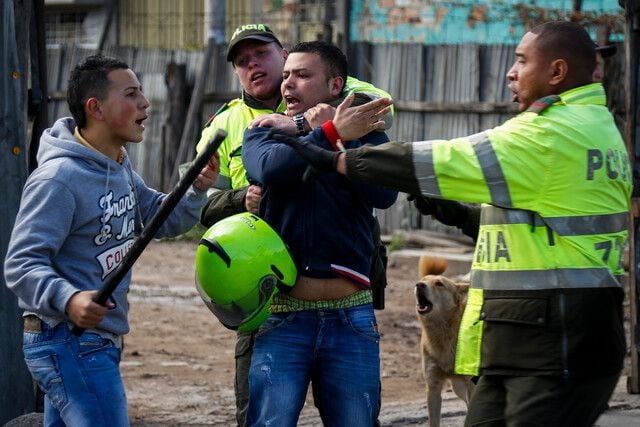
[{"left": 123, "top": 239, "right": 640, "bottom": 426}]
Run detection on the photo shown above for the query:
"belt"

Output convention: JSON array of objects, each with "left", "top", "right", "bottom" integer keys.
[
  {"left": 22, "top": 315, "right": 123, "bottom": 349},
  {"left": 23, "top": 314, "right": 43, "bottom": 333}
]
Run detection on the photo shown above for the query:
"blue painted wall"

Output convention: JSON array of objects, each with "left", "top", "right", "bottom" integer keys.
[{"left": 351, "top": 0, "right": 624, "bottom": 44}]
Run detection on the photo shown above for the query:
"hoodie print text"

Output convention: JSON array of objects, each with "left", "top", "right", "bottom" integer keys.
[{"left": 95, "top": 183, "right": 137, "bottom": 278}]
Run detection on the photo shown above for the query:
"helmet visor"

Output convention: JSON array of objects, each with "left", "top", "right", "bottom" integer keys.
[{"left": 197, "top": 276, "right": 277, "bottom": 330}]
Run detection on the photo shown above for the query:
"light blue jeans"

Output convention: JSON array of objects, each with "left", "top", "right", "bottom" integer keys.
[
  {"left": 246, "top": 304, "right": 380, "bottom": 427},
  {"left": 22, "top": 320, "right": 128, "bottom": 427}
]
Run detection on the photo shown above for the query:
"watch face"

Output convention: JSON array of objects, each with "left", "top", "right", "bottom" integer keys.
[{"left": 294, "top": 114, "right": 305, "bottom": 134}]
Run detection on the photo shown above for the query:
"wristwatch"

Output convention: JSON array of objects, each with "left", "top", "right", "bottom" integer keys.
[{"left": 292, "top": 113, "right": 306, "bottom": 136}]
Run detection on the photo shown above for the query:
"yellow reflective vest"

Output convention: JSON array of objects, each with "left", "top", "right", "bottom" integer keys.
[{"left": 410, "top": 84, "right": 631, "bottom": 376}]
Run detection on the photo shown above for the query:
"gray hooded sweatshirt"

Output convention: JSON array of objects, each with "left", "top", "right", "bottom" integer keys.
[{"left": 5, "top": 117, "right": 207, "bottom": 336}]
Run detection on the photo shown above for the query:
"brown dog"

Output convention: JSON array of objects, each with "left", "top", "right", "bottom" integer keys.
[{"left": 416, "top": 257, "right": 474, "bottom": 427}]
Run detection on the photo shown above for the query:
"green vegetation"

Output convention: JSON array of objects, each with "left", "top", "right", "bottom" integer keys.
[{"left": 387, "top": 233, "right": 406, "bottom": 253}]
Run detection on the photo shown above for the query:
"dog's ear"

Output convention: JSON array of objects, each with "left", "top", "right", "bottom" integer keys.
[
  {"left": 456, "top": 283, "right": 470, "bottom": 294},
  {"left": 455, "top": 283, "right": 470, "bottom": 305}
]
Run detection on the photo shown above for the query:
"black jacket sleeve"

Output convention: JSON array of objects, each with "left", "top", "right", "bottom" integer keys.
[
  {"left": 345, "top": 141, "right": 421, "bottom": 195},
  {"left": 200, "top": 187, "right": 248, "bottom": 227},
  {"left": 410, "top": 195, "right": 480, "bottom": 241},
  {"left": 432, "top": 200, "right": 480, "bottom": 241}
]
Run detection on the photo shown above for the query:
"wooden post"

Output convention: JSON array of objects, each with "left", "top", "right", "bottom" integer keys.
[
  {"left": 323, "top": 0, "right": 334, "bottom": 43},
  {"left": 97, "top": 0, "right": 117, "bottom": 54},
  {"left": 624, "top": 0, "right": 640, "bottom": 394},
  {"left": 162, "top": 62, "right": 187, "bottom": 192},
  {"left": 572, "top": 0, "right": 583, "bottom": 12},
  {"left": 338, "top": 0, "right": 351, "bottom": 59},
  {"left": 0, "top": 0, "right": 38, "bottom": 422},
  {"left": 168, "top": 40, "right": 216, "bottom": 187}
]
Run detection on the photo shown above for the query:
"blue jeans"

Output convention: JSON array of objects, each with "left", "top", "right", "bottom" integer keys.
[
  {"left": 246, "top": 304, "right": 380, "bottom": 427},
  {"left": 22, "top": 320, "right": 128, "bottom": 427}
]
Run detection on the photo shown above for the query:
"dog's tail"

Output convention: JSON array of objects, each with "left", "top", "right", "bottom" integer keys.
[{"left": 418, "top": 255, "right": 448, "bottom": 278}]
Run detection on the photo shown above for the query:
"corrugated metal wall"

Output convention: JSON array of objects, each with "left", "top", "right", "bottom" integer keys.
[
  {"left": 43, "top": 40, "right": 625, "bottom": 234},
  {"left": 367, "top": 43, "right": 516, "bottom": 233}
]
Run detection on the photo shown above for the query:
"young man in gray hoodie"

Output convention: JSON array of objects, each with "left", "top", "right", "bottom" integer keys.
[{"left": 4, "top": 54, "right": 218, "bottom": 426}]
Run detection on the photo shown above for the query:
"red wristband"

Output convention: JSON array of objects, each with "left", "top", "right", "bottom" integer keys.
[{"left": 321, "top": 120, "right": 343, "bottom": 151}]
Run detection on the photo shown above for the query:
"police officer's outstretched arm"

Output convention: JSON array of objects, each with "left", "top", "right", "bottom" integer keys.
[{"left": 272, "top": 131, "right": 422, "bottom": 196}]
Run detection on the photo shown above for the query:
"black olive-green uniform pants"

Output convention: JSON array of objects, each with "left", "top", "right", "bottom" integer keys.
[{"left": 464, "top": 373, "right": 620, "bottom": 427}]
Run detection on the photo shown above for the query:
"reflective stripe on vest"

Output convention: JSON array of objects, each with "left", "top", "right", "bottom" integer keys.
[
  {"left": 413, "top": 133, "right": 513, "bottom": 207},
  {"left": 470, "top": 268, "right": 624, "bottom": 290},
  {"left": 413, "top": 140, "right": 440, "bottom": 196},
  {"left": 469, "top": 132, "right": 512, "bottom": 208},
  {"left": 455, "top": 288, "right": 484, "bottom": 376},
  {"left": 481, "top": 207, "right": 628, "bottom": 236},
  {"left": 473, "top": 204, "right": 628, "bottom": 289}
]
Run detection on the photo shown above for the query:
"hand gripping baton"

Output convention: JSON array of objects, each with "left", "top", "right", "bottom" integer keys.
[{"left": 72, "top": 129, "right": 227, "bottom": 336}]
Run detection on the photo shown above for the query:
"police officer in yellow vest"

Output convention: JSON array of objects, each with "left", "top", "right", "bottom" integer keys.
[
  {"left": 194, "top": 23, "right": 394, "bottom": 426},
  {"left": 271, "top": 21, "right": 631, "bottom": 426},
  {"left": 195, "top": 24, "right": 392, "bottom": 224}
]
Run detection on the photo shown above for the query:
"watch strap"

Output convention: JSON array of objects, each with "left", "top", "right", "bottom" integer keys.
[{"left": 293, "top": 113, "right": 306, "bottom": 136}]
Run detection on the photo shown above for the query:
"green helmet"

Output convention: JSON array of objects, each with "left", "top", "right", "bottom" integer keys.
[{"left": 195, "top": 212, "right": 297, "bottom": 332}]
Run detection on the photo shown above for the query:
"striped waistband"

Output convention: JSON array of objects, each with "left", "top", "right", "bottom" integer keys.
[{"left": 270, "top": 290, "right": 373, "bottom": 313}]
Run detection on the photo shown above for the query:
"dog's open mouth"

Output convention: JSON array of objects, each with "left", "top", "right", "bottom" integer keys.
[{"left": 416, "top": 292, "right": 433, "bottom": 314}]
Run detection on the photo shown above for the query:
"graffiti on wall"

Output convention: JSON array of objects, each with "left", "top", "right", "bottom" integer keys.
[{"left": 351, "top": 0, "right": 624, "bottom": 44}]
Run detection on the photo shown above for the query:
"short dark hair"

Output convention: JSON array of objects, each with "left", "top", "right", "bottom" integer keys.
[
  {"left": 529, "top": 21, "right": 595, "bottom": 84},
  {"left": 67, "top": 54, "right": 129, "bottom": 128},
  {"left": 289, "top": 41, "right": 348, "bottom": 91}
]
